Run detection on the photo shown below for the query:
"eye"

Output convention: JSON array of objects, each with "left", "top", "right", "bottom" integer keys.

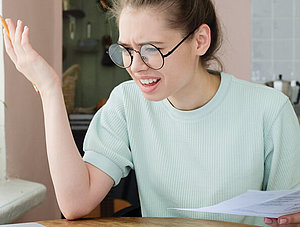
[
  {"left": 145, "top": 47, "right": 158, "bottom": 52},
  {"left": 141, "top": 45, "right": 160, "bottom": 55}
]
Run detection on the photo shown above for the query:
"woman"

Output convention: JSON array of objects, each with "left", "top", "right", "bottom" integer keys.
[{"left": 2, "top": 0, "right": 300, "bottom": 226}]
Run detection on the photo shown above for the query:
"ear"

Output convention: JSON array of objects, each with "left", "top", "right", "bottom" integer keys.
[{"left": 194, "top": 24, "right": 211, "bottom": 56}]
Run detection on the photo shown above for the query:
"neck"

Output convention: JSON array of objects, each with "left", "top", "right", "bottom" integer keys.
[{"left": 168, "top": 68, "right": 221, "bottom": 111}]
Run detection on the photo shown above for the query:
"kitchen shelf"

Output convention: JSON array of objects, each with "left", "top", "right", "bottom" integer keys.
[{"left": 63, "top": 9, "right": 85, "bottom": 18}]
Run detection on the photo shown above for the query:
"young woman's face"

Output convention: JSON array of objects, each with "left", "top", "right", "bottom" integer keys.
[{"left": 118, "top": 7, "right": 200, "bottom": 101}]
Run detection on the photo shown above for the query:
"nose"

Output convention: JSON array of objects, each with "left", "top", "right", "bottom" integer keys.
[{"left": 130, "top": 51, "right": 149, "bottom": 73}]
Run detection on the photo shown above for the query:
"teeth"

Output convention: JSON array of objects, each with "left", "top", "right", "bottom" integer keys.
[{"left": 140, "top": 79, "right": 158, "bottom": 85}]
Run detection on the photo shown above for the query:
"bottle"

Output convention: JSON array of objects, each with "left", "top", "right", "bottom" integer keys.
[
  {"left": 63, "top": 0, "right": 69, "bottom": 11},
  {"left": 87, "top": 21, "right": 91, "bottom": 39}
]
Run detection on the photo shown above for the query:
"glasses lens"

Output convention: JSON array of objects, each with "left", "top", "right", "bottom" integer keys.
[
  {"left": 108, "top": 44, "right": 131, "bottom": 68},
  {"left": 140, "top": 44, "right": 163, "bottom": 70}
]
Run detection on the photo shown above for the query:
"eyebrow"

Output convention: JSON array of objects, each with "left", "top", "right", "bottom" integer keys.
[{"left": 117, "top": 41, "right": 165, "bottom": 46}]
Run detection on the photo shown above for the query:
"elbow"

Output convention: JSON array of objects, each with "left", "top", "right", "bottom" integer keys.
[
  {"left": 61, "top": 211, "right": 83, "bottom": 220},
  {"left": 57, "top": 194, "right": 101, "bottom": 220},
  {"left": 63, "top": 214, "right": 80, "bottom": 221},
  {"left": 60, "top": 206, "right": 91, "bottom": 220}
]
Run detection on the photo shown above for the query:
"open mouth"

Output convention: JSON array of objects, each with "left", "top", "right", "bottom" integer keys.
[
  {"left": 137, "top": 78, "right": 161, "bottom": 94},
  {"left": 139, "top": 78, "right": 161, "bottom": 86}
]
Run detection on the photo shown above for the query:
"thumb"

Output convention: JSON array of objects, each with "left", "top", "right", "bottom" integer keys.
[{"left": 278, "top": 212, "right": 300, "bottom": 225}]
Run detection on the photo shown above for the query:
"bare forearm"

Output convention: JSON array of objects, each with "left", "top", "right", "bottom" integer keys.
[{"left": 40, "top": 84, "right": 94, "bottom": 215}]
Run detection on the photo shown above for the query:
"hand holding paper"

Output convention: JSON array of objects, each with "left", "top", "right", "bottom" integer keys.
[{"left": 170, "top": 189, "right": 300, "bottom": 219}]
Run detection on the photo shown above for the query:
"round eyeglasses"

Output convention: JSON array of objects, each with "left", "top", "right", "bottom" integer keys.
[{"left": 107, "top": 29, "right": 196, "bottom": 70}]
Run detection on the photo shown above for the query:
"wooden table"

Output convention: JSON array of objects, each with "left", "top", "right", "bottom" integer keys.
[{"left": 38, "top": 217, "right": 257, "bottom": 226}]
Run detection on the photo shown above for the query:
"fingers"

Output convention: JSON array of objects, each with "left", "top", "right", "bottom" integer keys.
[
  {"left": 5, "top": 19, "right": 26, "bottom": 52},
  {"left": 265, "top": 214, "right": 300, "bottom": 226},
  {"left": 2, "top": 27, "right": 17, "bottom": 63},
  {"left": 278, "top": 212, "right": 300, "bottom": 225},
  {"left": 264, "top": 217, "right": 276, "bottom": 226},
  {"left": 12, "top": 19, "right": 25, "bottom": 56},
  {"left": 2, "top": 18, "right": 31, "bottom": 62},
  {"left": 21, "top": 26, "right": 32, "bottom": 52},
  {"left": 14, "top": 20, "right": 24, "bottom": 43},
  {"left": 5, "top": 18, "right": 15, "bottom": 41}
]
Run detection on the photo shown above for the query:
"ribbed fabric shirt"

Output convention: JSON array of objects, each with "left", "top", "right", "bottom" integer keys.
[{"left": 83, "top": 73, "right": 300, "bottom": 226}]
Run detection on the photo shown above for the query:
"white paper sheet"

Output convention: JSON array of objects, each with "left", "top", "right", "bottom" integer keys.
[
  {"left": 170, "top": 189, "right": 300, "bottom": 218},
  {"left": 0, "top": 223, "right": 44, "bottom": 227}
]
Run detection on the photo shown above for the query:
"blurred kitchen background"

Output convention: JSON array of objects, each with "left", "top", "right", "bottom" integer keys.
[
  {"left": 62, "top": 0, "right": 130, "bottom": 114},
  {"left": 252, "top": 0, "right": 300, "bottom": 82},
  {"left": 251, "top": 0, "right": 300, "bottom": 114}
]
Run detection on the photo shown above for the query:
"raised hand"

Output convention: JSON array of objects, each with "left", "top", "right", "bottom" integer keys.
[{"left": 2, "top": 18, "right": 60, "bottom": 95}]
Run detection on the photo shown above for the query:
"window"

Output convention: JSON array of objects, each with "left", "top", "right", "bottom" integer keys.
[{"left": 251, "top": 0, "right": 300, "bottom": 83}]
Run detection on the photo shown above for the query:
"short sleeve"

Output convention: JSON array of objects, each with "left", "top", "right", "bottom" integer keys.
[
  {"left": 82, "top": 85, "right": 133, "bottom": 186},
  {"left": 263, "top": 100, "right": 300, "bottom": 190}
]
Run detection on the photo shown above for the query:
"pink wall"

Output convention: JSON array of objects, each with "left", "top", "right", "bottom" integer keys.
[
  {"left": 2, "top": 0, "right": 251, "bottom": 223},
  {"left": 3, "top": 0, "right": 62, "bottom": 222},
  {"left": 214, "top": 0, "right": 251, "bottom": 81}
]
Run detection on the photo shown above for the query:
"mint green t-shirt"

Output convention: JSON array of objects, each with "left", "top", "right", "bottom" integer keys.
[{"left": 83, "top": 73, "right": 300, "bottom": 226}]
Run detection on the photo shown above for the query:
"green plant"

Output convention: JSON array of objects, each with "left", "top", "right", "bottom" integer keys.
[{"left": 0, "top": 100, "right": 7, "bottom": 108}]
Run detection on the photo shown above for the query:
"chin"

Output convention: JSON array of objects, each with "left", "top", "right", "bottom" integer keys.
[{"left": 142, "top": 93, "right": 166, "bottom": 102}]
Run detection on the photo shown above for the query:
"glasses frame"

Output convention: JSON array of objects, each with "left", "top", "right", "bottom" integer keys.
[{"left": 108, "top": 28, "right": 197, "bottom": 70}]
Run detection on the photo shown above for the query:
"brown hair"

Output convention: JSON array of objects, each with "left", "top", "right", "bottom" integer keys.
[{"left": 109, "top": 0, "right": 223, "bottom": 70}]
